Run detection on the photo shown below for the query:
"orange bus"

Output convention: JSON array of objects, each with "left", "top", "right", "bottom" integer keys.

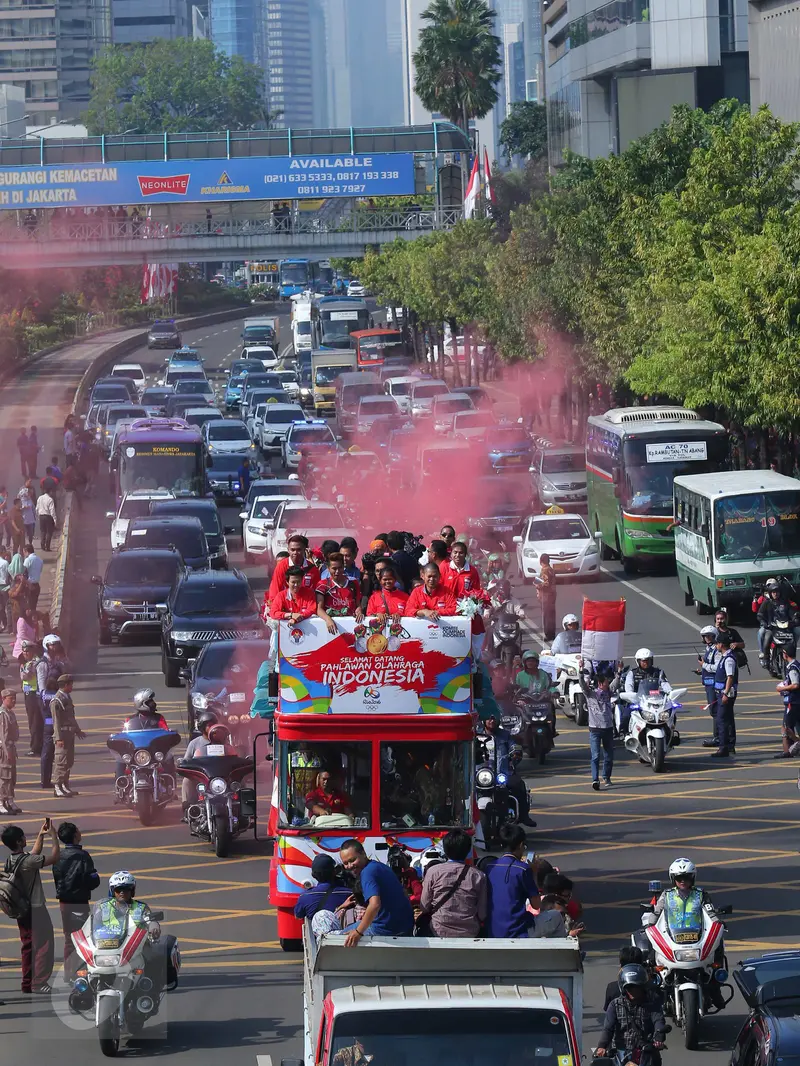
[{"left": 350, "top": 328, "right": 412, "bottom": 369}]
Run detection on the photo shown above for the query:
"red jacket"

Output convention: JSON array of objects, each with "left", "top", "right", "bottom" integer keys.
[
  {"left": 316, "top": 576, "right": 361, "bottom": 616},
  {"left": 269, "top": 587, "right": 318, "bottom": 621},
  {"left": 267, "top": 557, "right": 320, "bottom": 603},
  {"left": 366, "top": 588, "right": 410, "bottom": 616},
  {"left": 404, "top": 585, "right": 458, "bottom": 616},
  {"left": 441, "top": 563, "right": 485, "bottom": 634}
]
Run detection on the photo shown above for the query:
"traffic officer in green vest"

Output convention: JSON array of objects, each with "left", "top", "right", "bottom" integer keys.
[{"left": 94, "top": 870, "right": 152, "bottom": 931}]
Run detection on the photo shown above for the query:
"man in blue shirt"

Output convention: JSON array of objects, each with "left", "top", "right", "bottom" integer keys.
[
  {"left": 339, "top": 838, "right": 413, "bottom": 946},
  {"left": 483, "top": 824, "right": 541, "bottom": 937},
  {"left": 294, "top": 854, "right": 352, "bottom": 921}
]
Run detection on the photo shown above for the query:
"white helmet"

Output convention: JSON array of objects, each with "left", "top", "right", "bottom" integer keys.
[
  {"left": 562, "top": 613, "right": 579, "bottom": 629},
  {"left": 418, "top": 847, "right": 445, "bottom": 876},
  {"left": 700, "top": 626, "right": 717, "bottom": 639},
  {"left": 109, "top": 870, "right": 136, "bottom": 893},
  {"left": 133, "top": 688, "right": 157, "bottom": 711},
  {"left": 669, "top": 857, "right": 696, "bottom": 886},
  {"left": 635, "top": 648, "right": 653, "bottom": 663}
]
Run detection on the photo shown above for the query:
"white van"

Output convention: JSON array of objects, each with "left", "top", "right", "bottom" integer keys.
[{"left": 292, "top": 299, "right": 312, "bottom": 353}]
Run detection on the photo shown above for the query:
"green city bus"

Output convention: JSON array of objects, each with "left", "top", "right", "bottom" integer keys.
[
  {"left": 586, "top": 407, "right": 728, "bottom": 571},
  {"left": 674, "top": 470, "right": 800, "bottom": 614}
]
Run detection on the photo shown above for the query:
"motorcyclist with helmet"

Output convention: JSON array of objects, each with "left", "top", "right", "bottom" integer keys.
[
  {"left": 550, "top": 614, "right": 582, "bottom": 656},
  {"left": 179, "top": 711, "right": 236, "bottom": 821},
  {"left": 596, "top": 963, "right": 666, "bottom": 1064},
  {"left": 113, "top": 689, "right": 176, "bottom": 785},
  {"left": 757, "top": 577, "right": 800, "bottom": 668},
  {"left": 97, "top": 870, "right": 152, "bottom": 929},
  {"left": 482, "top": 715, "right": 536, "bottom": 827},
  {"left": 620, "top": 648, "right": 671, "bottom": 737}
]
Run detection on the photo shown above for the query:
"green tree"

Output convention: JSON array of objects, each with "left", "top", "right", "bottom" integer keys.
[
  {"left": 85, "top": 38, "right": 267, "bottom": 134},
  {"left": 413, "top": 0, "right": 502, "bottom": 134},
  {"left": 499, "top": 102, "right": 548, "bottom": 163}
]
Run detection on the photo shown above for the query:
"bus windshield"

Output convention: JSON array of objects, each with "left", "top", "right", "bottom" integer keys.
[
  {"left": 280, "top": 263, "right": 308, "bottom": 285},
  {"left": 118, "top": 443, "right": 204, "bottom": 495},
  {"left": 622, "top": 437, "right": 728, "bottom": 516},
  {"left": 715, "top": 492, "right": 800, "bottom": 561},
  {"left": 321, "top": 309, "right": 370, "bottom": 347}
]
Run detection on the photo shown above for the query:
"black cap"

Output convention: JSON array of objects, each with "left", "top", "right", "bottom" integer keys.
[
  {"left": 716, "top": 634, "right": 732, "bottom": 647},
  {"left": 311, "top": 854, "right": 337, "bottom": 883}
]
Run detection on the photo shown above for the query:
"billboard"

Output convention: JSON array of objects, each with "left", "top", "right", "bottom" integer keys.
[
  {"left": 278, "top": 616, "right": 471, "bottom": 715},
  {"left": 0, "top": 153, "right": 416, "bottom": 210}
]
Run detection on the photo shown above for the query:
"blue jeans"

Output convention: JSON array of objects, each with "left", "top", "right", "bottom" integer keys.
[{"left": 590, "top": 727, "right": 614, "bottom": 783}]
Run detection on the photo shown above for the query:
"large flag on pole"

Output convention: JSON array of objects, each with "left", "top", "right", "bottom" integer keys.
[
  {"left": 463, "top": 154, "right": 480, "bottom": 219},
  {"left": 581, "top": 598, "right": 626, "bottom": 663},
  {"left": 483, "top": 148, "right": 495, "bottom": 207}
]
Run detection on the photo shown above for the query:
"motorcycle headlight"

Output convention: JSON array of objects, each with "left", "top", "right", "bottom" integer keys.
[
  {"left": 154, "top": 751, "right": 165, "bottom": 762},
  {"left": 209, "top": 777, "right": 227, "bottom": 795},
  {"left": 565, "top": 666, "right": 579, "bottom": 679},
  {"left": 134, "top": 749, "right": 152, "bottom": 767},
  {"left": 98, "top": 953, "right": 121, "bottom": 966},
  {"left": 475, "top": 767, "right": 494, "bottom": 788},
  {"left": 674, "top": 948, "right": 701, "bottom": 962},
  {"left": 192, "top": 693, "right": 208, "bottom": 710},
  {"left": 122, "top": 753, "right": 132, "bottom": 763},
  {"left": 644, "top": 710, "right": 657, "bottom": 723},
  {"left": 659, "top": 711, "right": 672, "bottom": 723}
]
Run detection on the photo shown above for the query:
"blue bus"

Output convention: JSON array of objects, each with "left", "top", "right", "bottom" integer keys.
[
  {"left": 310, "top": 295, "right": 372, "bottom": 350},
  {"left": 279, "top": 259, "right": 310, "bottom": 299}
]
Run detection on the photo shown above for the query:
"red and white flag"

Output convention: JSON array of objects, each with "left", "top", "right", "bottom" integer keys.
[
  {"left": 463, "top": 154, "right": 480, "bottom": 219},
  {"left": 581, "top": 598, "right": 626, "bottom": 663},
  {"left": 483, "top": 148, "right": 495, "bottom": 207}
]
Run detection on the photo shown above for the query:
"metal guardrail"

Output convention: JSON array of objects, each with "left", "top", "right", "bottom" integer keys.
[{"left": 0, "top": 208, "right": 463, "bottom": 243}]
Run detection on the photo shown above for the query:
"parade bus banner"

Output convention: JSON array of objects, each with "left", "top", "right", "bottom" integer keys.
[
  {"left": 0, "top": 153, "right": 416, "bottom": 209},
  {"left": 278, "top": 616, "right": 472, "bottom": 715}
]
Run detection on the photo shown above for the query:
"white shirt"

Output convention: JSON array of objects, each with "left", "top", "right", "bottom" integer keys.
[
  {"left": 35, "top": 493, "right": 56, "bottom": 520},
  {"left": 24, "top": 552, "right": 43, "bottom": 583},
  {"left": 0, "top": 558, "right": 9, "bottom": 589},
  {"left": 63, "top": 429, "right": 75, "bottom": 455}
]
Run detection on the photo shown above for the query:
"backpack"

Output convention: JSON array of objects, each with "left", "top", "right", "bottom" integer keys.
[{"left": 0, "top": 853, "right": 32, "bottom": 919}]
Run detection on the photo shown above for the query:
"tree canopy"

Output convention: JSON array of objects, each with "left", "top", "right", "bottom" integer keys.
[
  {"left": 85, "top": 38, "right": 267, "bottom": 134},
  {"left": 499, "top": 102, "right": 548, "bottom": 163}
]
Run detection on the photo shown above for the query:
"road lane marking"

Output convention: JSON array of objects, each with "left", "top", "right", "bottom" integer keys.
[{"left": 599, "top": 566, "right": 702, "bottom": 632}]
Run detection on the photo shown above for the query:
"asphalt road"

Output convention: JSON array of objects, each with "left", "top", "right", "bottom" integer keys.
[{"left": 0, "top": 314, "right": 793, "bottom": 1066}]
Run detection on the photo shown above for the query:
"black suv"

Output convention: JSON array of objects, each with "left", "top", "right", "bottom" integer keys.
[
  {"left": 161, "top": 569, "right": 265, "bottom": 686},
  {"left": 183, "top": 639, "right": 269, "bottom": 735},
  {"left": 123, "top": 516, "right": 210, "bottom": 570},
  {"left": 92, "top": 548, "right": 184, "bottom": 645},
  {"left": 148, "top": 320, "right": 182, "bottom": 349},
  {"left": 149, "top": 498, "right": 228, "bottom": 569},
  {"left": 730, "top": 950, "right": 800, "bottom": 1066}
]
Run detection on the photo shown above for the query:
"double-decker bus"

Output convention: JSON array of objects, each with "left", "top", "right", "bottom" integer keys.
[
  {"left": 110, "top": 418, "right": 206, "bottom": 501},
  {"left": 279, "top": 258, "right": 310, "bottom": 299},
  {"left": 350, "top": 328, "right": 412, "bottom": 369},
  {"left": 586, "top": 407, "right": 727, "bottom": 570},
  {"left": 311, "top": 295, "right": 371, "bottom": 350}
]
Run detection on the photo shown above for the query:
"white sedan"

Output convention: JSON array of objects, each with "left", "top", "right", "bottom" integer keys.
[
  {"left": 241, "top": 494, "right": 304, "bottom": 565},
  {"left": 108, "top": 489, "right": 175, "bottom": 549},
  {"left": 514, "top": 513, "right": 601, "bottom": 582},
  {"left": 267, "top": 500, "right": 355, "bottom": 563}
]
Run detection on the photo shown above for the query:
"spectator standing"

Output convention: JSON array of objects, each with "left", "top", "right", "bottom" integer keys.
[
  {"left": 533, "top": 554, "right": 557, "bottom": 640},
  {"left": 1, "top": 820, "right": 59, "bottom": 993},
  {"left": 0, "top": 546, "right": 10, "bottom": 633},
  {"left": 483, "top": 824, "right": 541, "bottom": 938},
  {"left": 12, "top": 607, "right": 36, "bottom": 661},
  {"left": 16, "top": 429, "right": 29, "bottom": 478},
  {"left": 9, "top": 498, "right": 25, "bottom": 554},
  {"left": 35, "top": 488, "right": 56, "bottom": 551},
  {"left": 51, "top": 674, "right": 85, "bottom": 799},
  {"left": 293, "top": 854, "right": 352, "bottom": 922},
  {"left": 0, "top": 689, "right": 20, "bottom": 814},
  {"left": 339, "top": 839, "right": 414, "bottom": 945},
  {"left": 63, "top": 424, "right": 76, "bottom": 468},
  {"left": 40, "top": 676, "right": 58, "bottom": 790},
  {"left": 26, "top": 428, "right": 39, "bottom": 478},
  {"left": 23, "top": 545, "right": 43, "bottom": 611},
  {"left": 17, "top": 485, "right": 35, "bottom": 548},
  {"left": 51, "top": 821, "right": 100, "bottom": 978},
  {"left": 8, "top": 573, "right": 29, "bottom": 629},
  {"left": 19, "top": 639, "right": 43, "bottom": 758},
  {"left": 418, "top": 828, "right": 487, "bottom": 937},
  {"left": 0, "top": 486, "right": 9, "bottom": 548}
]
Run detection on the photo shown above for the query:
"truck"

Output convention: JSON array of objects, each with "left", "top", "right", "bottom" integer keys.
[
  {"left": 310, "top": 349, "right": 357, "bottom": 416},
  {"left": 241, "top": 316, "right": 280, "bottom": 349},
  {"left": 291, "top": 295, "right": 313, "bottom": 355},
  {"left": 271, "top": 927, "right": 583, "bottom": 1066}
]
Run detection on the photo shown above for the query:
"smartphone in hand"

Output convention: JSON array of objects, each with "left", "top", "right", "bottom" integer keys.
[{"left": 42, "top": 817, "right": 51, "bottom": 831}]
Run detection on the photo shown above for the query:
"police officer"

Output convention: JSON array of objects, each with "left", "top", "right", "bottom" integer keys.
[
  {"left": 712, "top": 633, "right": 738, "bottom": 758},
  {"left": 775, "top": 643, "right": 800, "bottom": 759},
  {"left": 696, "top": 626, "right": 719, "bottom": 748}
]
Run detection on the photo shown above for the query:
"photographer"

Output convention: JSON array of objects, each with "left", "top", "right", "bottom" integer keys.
[
  {"left": 293, "top": 854, "right": 352, "bottom": 921},
  {"left": 387, "top": 530, "right": 420, "bottom": 592}
]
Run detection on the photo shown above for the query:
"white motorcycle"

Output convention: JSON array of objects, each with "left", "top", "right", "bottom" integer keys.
[
  {"left": 617, "top": 687, "right": 686, "bottom": 773},
  {"left": 635, "top": 883, "right": 733, "bottom": 1050},
  {"left": 553, "top": 654, "right": 588, "bottom": 726},
  {"left": 69, "top": 901, "right": 181, "bottom": 1056}
]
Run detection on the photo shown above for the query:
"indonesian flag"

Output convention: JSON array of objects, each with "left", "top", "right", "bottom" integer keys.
[
  {"left": 581, "top": 598, "right": 626, "bottom": 663},
  {"left": 483, "top": 148, "right": 495, "bottom": 206},
  {"left": 463, "top": 154, "right": 480, "bottom": 219},
  {"left": 141, "top": 262, "right": 178, "bottom": 303}
]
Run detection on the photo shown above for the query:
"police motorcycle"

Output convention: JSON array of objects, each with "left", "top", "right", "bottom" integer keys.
[
  {"left": 107, "top": 729, "right": 181, "bottom": 827},
  {"left": 175, "top": 730, "right": 256, "bottom": 858},
  {"left": 617, "top": 686, "right": 685, "bottom": 773},
  {"left": 634, "top": 864, "right": 733, "bottom": 1050},
  {"left": 69, "top": 871, "right": 181, "bottom": 1057},
  {"left": 474, "top": 730, "right": 522, "bottom": 850}
]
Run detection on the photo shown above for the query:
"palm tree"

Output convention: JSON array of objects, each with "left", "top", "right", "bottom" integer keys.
[{"left": 413, "top": 0, "right": 502, "bottom": 136}]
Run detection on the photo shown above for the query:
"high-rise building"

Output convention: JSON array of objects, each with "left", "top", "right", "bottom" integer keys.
[
  {"left": 522, "top": 0, "right": 543, "bottom": 102},
  {"left": 309, "top": 0, "right": 327, "bottom": 126},
  {"left": 544, "top": 0, "right": 750, "bottom": 167},
  {"left": 111, "top": 0, "right": 191, "bottom": 45},
  {"left": 210, "top": 0, "right": 264, "bottom": 66},
  {"left": 748, "top": 0, "right": 800, "bottom": 121},
  {"left": 266, "top": 0, "right": 313, "bottom": 128}
]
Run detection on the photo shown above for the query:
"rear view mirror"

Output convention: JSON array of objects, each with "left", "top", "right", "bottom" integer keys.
[
  {"left": 150, "top": 910, "right": 164, "bottom": 921},
  {"left": 178, "top": 667, "right": 191, "bottom": 682},
  {"left": 91, "top": 575, "right": 102, "bottom": 585},
  {"left": 512, "top": 535, "right": 522, "bottom": 544},
  {"left": 105, "top": 511, "right": 115, "bottom": 520},
  {"left": 594, "top": 531, "right": 602, "bottom": 541}
]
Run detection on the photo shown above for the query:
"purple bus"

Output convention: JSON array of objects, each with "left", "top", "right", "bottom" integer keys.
[{"left": 111, "top": 418, "right": 206, "bottom": 499}]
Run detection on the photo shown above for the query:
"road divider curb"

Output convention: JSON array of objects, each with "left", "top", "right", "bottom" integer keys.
[{"left": 49, "top": 491, "right": 73, "bottom": 639}]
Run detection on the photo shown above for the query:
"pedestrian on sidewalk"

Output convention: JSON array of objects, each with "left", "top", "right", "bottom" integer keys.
[
  {"left": 19, "top": 639, "right": 42, "bottom": 758},
  {"left": 17, "top": 482, "right": 35, "bottom": 546},
  {"left": 52, "top": 675, "right": 85, "bottom": 799},
  {"left": 12, "top": 606, "right": 36, "bottom": 661},
  {"left": 0, "top": 547, "right": 10, "bottom": 634},
  {"left": 8, "top": 498, "right": 25, "bottom": 555},
  {"left": 533, "top": 554, "right": 557, "bottom": 641},
  {"left": 0, "top": 689, "right": 20, "bottom": 814},
  {"left": 23, "top": 544, "right": 43, "bottom": 611},
  {"left": 0, "top": 486, "right": 10, "bottom": 548},
  {"left": 25, "top": 429, "right": 39, "bottom": 479},
  {"left": 63, "top": 423, "right": 76, "bottom": 468},
  {"left": 2, "top": 820, "right": 59, "bottom": 993},
  {"left": 578, "top": 661, "right": 615, "bottom": 790},
  {"left": 15, "top": 429, "right": 29, "bottom": 478},
  {"left": 35, "top": 487, "right": 57, "bottom": 551},
  {"left": 52, "top": 821, "right": 99, "bottom": 979},
  {"left": 40, "top": 676, "right": 57, "bottom": 789}
]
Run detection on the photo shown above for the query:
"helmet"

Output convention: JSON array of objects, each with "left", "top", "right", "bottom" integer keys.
[
  {"left": 493, "top": 579, "right": 511, "bottom": 600},
  {"left": 109, "top": 870, "right": 136, "bottom": 893},
  {"left": 700, "top": 626, "right": 717, "bottom": 640},
  {"left": 207, "top": 724, "right": 229, "bottom": 745},
  {"left": 133, "top": 688, "right": 157, "bottom": 711},
  {"left": 417, "top": 847, "right": 445, "bottom": 875},
  {"left": 766, "top": 578, "right": 780, "bottom": 591},
  {"left": 619, "top": 963, "right": 650, "bottom": 993},
  {"left": 669, "top": 857, "right": 696, "bottom": 886},
  {"left": 635, "top": 648, "right": 653, "bottom": 663},
  {"left": 195, "top": 711, "right": 219, "bottom": 732},
  {"left": 562, "top": 613, "right": 579, "bottom": 629}
]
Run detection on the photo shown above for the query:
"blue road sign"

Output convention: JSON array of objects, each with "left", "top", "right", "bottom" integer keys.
[{"left": 0, "top": 153, "right": 416, "bottom": 209}]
